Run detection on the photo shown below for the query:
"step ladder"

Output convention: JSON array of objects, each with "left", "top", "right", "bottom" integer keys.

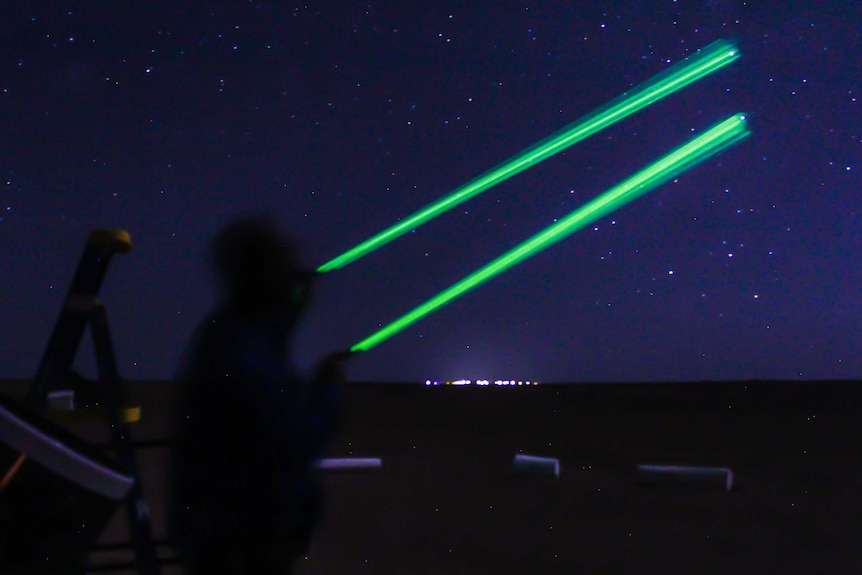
[{"left": 25, "top": 229, "right": 164, "bottom": 574}]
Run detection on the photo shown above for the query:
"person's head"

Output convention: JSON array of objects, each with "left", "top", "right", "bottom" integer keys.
[{"left": 211, "top": 216, "right": 316, "bottom": 325}]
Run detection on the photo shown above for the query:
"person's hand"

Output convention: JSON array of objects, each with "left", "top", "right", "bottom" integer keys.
[{"left": 315, "top": 349, "right": 354, "bottom": 385}]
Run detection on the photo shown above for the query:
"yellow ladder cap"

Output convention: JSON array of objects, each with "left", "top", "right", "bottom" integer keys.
[{"left": 87, "top": 229, "right": 132, "bottom": 253}]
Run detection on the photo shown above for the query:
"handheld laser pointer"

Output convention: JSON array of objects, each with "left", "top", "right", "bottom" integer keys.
[
  {"left": 350, "top": 114, "right": 750, "bottom": 353},
  {"left": 318, "top": 40, "right": 740, "bottom": 273}
]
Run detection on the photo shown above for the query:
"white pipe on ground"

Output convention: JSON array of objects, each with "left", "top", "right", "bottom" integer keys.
[
  {"left": 315, "top": 457, "right": 383, "bottom": 470},
  {"left": 511, "top": 454, "right": 560, "bottom": 478},
  {"left": 635, "top": 464, "right": 734, "bottom": 490}
]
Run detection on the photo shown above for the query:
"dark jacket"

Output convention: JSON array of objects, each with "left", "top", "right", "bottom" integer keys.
[{"left": 168, "top": 307, "right": 341, "bottom": 550}]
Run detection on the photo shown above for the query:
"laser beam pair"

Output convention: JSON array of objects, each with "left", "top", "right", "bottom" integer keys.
[{"left": 316, "top": 40, "right": 750, "bottom": 352}]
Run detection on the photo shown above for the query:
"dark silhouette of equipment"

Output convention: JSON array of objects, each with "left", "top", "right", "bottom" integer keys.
[
  {"left": 0, "top": 391, "right": 134, "bottom": 572},
  {"left": 0, "top": 229, "right": 167, "bottom": 573}
]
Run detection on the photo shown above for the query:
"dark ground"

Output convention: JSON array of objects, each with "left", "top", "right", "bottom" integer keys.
[{"left": 1, "top": 379, "right": 860, "bottom": 574}]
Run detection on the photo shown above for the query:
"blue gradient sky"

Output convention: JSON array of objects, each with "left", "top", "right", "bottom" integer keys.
[{"left": 2, "top": 2, "right": 860, "bottom": 382}]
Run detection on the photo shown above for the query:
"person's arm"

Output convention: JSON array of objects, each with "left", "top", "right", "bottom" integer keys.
[
  {"left": 233, "top": 327, "right": 344, "bottom": 466},
  {"left": 309, "top": 349, "right": 352, "bottom": 417}
]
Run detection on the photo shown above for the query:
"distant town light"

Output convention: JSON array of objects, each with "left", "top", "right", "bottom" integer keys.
[{"left": 426, "top": 379, "right": 538, "bottom": 386}]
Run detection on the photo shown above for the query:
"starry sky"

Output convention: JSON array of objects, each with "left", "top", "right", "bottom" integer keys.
[{"left": 1, "top": 1, "right": 860, "bottom": 383}]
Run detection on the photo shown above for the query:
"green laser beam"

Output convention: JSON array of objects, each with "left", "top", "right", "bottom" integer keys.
[
  {"left": 351, "top": 113, "right": 750, "bottom": 352},
  {"left": 319, "top": 40, "right": 740, "bottom": 273}
]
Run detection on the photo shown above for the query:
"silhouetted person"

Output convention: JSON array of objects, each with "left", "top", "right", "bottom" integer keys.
[{"left": 168, "top": 216, "right": 348, "bottom": 574}]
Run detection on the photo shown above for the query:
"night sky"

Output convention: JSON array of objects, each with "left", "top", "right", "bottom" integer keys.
[{"left": 2, "top": 2, "right": 860, "bottom": 383}]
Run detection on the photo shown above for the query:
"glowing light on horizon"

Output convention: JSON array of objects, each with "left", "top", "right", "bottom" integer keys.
[
  {"left": 352, "top": 114, "right": 750, "bottom": 353},
  {"left": 424, "top": 379, "right": 539, "bottom": 386},
  {"left": 318, "top": 40, "right": 740, "bottom": 272}
]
